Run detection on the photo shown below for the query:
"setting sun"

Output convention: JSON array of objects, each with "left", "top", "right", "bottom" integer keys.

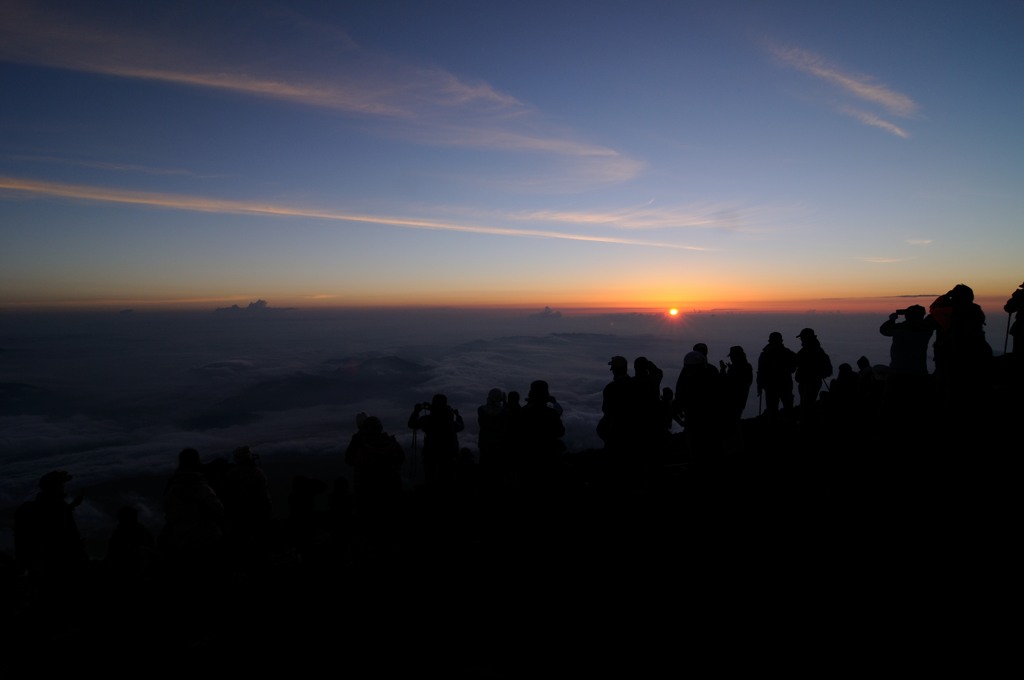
[{"left": 668, "top": 308, "right": 679, "bottom": 316}]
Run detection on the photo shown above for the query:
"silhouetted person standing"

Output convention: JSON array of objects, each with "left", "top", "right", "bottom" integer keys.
[
  {"left": 929, "top": 284, "right": 993, "bottom": 410},
  {"left": 720, "top": 345, "right": 753, "bottom": 427},
  {"left": 599, "top": 355, "right": 638, "bottom": 455},
  {"left": 795, "top": 328, "right": 832, "bottom": 423},
  {"left": 345, "top": 414, "right": 405, "bottom": 557},
  {"left": 826, "top": 362, "right": 860, "bottom": 418},
  {"left": 633, "top": 356, "right": 664, "bottom": 405},
  {"left": 756, "top": 332, "right": 797, "bottom": 419},
  {"left": 223, "top": 445, "right": 273, "bottom": 573},
  {"left": 879, "top": 304, "right": 937, "bottom": 418},
  {"left": 408, "top": 393, "right": 464, "bottom": 489},
  {"left": 13, "top": 469, "right": 95, "bottom": 636},
  {"left": 477, "top": 388, "right": 512, "bottom": 485},
  {"left": 851, "top": 356, "right": 884, "bottom": 413},
  {"left": 103, "top": 505, "right": 158, "bottom": 585},
  {"left": 285, "top": 474, "right": 331, "bottom": 566},
  {"left": 160, "top": 448, "right": 226, "bottom": 584},
  {"left": 516, "top": 380, "right": 566, "bottom": 485},
  {"left": 674, "top": 343, "right": 722, "bottom": 455},
  {"left": 346, "top": 414, "right": 405, "bottom": 501},
  {"left": 634, "top": 356, "right": 671, "bottom": 460},
  {"left": 14, "top": 470, "right": 90, "bottom": 593}
]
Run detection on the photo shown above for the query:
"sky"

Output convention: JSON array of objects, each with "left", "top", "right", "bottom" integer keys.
[{"left": 2, "top": 0, "right": 1022, "bottom": 313}]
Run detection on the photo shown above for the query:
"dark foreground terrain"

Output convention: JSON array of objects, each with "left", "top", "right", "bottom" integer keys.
[{"left": 1, "top": 366, "right": 1018, "bottom": 677}]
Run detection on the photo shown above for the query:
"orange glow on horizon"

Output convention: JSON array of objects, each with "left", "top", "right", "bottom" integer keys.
[{"left": 4, "top": 291, "right": 1011, "bottom": 316}]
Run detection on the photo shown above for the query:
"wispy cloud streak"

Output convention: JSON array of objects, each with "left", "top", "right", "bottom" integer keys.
[
  {"left": 3, "top": 154, "right": 200, "bottom": 176},
  {"left": 841, "top": 107, "right": 908, "bottom": 138},
  {"left": 0, "top": 177, "right": 708, "bottom": 250},
  {"left": 770, "top": 44, "right": 918, "bottom": 137},
  {"left": 0, "top": 1, "right": 635, "bottom": 170},
  {"left": 772, "top": 46, "right": 917, "bottom": 115},
  {"left": 512, "top": 204, "right": 743, "bottom": 231},
  {"left": 0, "top": 6, "right": 495, "bottom": 118}
]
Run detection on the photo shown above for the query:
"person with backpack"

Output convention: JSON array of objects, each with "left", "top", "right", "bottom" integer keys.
[
  {"left": 929, "top": 284, "right": 993, "bottom": 415},
  {"left": 795, "top": 328, "right": 833, "bottom": 424}
]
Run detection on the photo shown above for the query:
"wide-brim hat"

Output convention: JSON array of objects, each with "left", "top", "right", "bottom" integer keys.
[{"left": 527, "top": 380, "right": 551, "bottom": 401}]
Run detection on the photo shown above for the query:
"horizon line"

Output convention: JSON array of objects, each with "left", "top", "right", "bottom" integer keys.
[{"left": 0, "top": 296, "right": 980, "bottom": 316}]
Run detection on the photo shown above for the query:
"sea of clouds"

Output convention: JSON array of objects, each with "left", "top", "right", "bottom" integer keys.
[{"left": 2, "top": 304, "right": 959, "bottom": 554}]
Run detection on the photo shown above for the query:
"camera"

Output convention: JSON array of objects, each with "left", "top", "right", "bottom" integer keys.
[
  {"left": 895, "top": 309, "right": 908, "bottom": 316},
  {"left": 419, "top": 402, "right": 431, "bottom": 410}
]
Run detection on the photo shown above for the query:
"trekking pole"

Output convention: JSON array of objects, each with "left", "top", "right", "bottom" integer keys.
[
  {"left": 1005, "top": 312, "right": 1012, "bottom": 354},
  {"left": 758, "top": 390, "right": 762, "bottom": 416}
]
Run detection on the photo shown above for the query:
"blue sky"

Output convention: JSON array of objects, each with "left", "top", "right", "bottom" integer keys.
[{"left": 2, "top": 0, "right": 1022, "bottom": 312}]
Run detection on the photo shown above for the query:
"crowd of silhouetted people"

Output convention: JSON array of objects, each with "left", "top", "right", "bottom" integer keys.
[{"left": 3, "top": 281, "right": 1021, "bottom": 670}]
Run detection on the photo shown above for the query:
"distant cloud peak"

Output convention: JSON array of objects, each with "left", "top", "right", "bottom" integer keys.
[
  {"left": 531, "top": 306, "right": 562, "bottom": 319},
  {"left": 215, "top": 299, "right": 284, "bottom": 313}
]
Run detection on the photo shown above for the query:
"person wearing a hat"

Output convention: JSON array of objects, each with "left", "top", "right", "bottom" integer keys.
[
  {"left": 795, "top": 328, "right": 833, "bottom": 422},
  {"left": 756, "top": 332, "right": 797, "bottom": 418}
]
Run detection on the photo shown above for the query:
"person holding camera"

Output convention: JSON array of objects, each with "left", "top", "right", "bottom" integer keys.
[
  {"left": 879, "top": 304, "right": 938, "bottom": 417},
  {"left": 477, "top": 388, "right": 512, "bottom": 483},
  {"left": 516, "top": 380, "right": 566, "bottom": 484},
  {"left": 880, "top": 305, "right": 936, "bottom": 376},
  {"left": 408, "top": 393, "right": 464, "bottom": 488}
]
